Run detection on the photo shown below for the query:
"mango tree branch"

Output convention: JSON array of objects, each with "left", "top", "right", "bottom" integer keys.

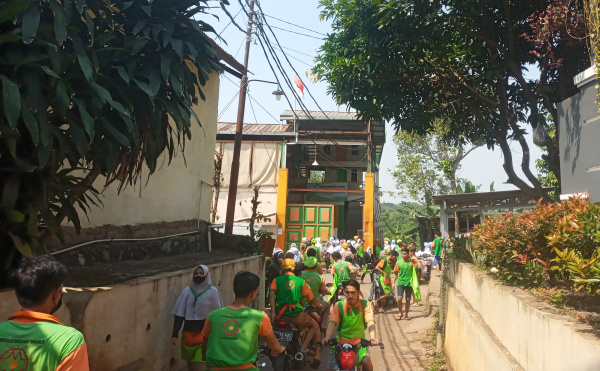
[{"left": 40, "top": 165, "right": 101, "bottom": 246}]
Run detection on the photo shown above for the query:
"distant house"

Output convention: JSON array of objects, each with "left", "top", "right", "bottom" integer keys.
[
  {"left": 558, "top": 65, "right": 600, "bottom": 202},
  {"left": 215, "top": 110, "right": 386, "bottom": 250},
  {"left": 53, "top": 38, "right": 245, "bottom": 248}
]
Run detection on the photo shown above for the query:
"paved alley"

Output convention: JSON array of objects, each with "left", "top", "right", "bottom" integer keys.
[{"left": 262, "top": 273, "right": 441, "bottom": 371}]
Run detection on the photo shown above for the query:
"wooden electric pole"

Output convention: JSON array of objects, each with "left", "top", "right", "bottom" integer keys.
[{"left": 224, "top": 0, "right": 255, "bottom": 235}]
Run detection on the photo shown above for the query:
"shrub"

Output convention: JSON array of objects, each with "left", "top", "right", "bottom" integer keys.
[{"left": 471, "top": 196, "right": 600, "bottom": 289}]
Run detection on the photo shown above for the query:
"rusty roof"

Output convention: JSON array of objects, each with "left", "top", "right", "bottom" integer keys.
[{"left": 217, "top": 122, "right": 295, "bottom": 134}]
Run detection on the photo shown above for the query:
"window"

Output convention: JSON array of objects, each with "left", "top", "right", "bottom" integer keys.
[
  {"left": 324, "top": 145, "right": 331, "bottom": 155},
  {"left": 350, "top": 169, "right": 358, "bottom": 182},
  {"left": 351, "top": 145, "right": 359, "bottom": 155},
  {"left": 309, "top": 170, "right": 325, "bottom": 184},
  {"left": 337, "top": 169, "right": 347, "bottom": 182}
]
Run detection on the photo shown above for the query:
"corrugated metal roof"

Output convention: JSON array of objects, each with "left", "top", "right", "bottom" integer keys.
[
  {"left": 217, "top": 122, "right": 295, "bottom": 133},
  {"left": 280, "top": 110, "right": 359, "bottom": 121}
]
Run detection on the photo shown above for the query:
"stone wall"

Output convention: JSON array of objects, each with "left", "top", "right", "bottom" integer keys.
[
  {"left": 0, "top": 255, "right": 265, "bottom": 371},
  {"left": 444, "top": 259, "right": 600, "bottom": 371}
]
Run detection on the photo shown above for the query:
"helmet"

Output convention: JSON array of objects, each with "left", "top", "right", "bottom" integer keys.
[
  {"left": 342, "top": 242, "right": 348, "bottom": 249},
  {"left": 281, "top": 259, "right": 296, "bottom": 270},
  {"left": 311, "top": 238, "right": 317, "bottom": 244}
]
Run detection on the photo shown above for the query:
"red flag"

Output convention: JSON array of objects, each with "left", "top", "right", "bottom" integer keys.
[{"left": 294, "top": 75, "right": 304, "bottom": 99}]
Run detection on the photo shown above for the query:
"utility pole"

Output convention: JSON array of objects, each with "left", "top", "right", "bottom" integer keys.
[{"left": 225, "top": 0, "right": 255, "bottom": 235}]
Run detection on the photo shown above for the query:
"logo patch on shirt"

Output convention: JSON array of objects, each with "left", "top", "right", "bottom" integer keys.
[
  {"left": 285, "top": 280, "right": 296, "bottom": 290},
  {"left": 0, "top": 348, "right": 29, "bottom": 371},
  {"left": 222, "top": 320, "right": 241, "bottom": 336}
]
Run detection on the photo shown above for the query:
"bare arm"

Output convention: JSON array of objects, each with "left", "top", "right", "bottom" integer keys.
[
  {"left": 323, "top": 321, "right": 337, "bottom": 342},
  {"left": 264, "top": 332, "right": 286, "bottom": 357},
  {"left": 367, "top": 321, "right": 378, "bottom": 346},
  {"left": 201, "top": 336, "right": 208, "bottom": 361}
]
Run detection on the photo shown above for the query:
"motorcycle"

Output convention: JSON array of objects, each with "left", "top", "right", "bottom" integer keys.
[
  {"left": 323, "top": 338, "right": 385, "bottom": 371},
  {"left": 417, "top": 252, "right": 434, "bottom": 283},
  {"left": 270, "top": 304, "right": 323, "bottom": 371}
]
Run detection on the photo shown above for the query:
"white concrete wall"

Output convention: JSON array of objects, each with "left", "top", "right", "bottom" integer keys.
[
  {"left": 446, "top": 260, "right": 600, "bottom": 371},
  {"left": 71, "top": 71, "right": 220, "bottom": 228},
  {"left": 0, "top": 255, "right": 265, "bottom": 371}
]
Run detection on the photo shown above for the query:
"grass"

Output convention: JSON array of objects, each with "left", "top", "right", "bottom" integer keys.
[{"left": 427, "top": 310, "right": 447, "bottom": 371}]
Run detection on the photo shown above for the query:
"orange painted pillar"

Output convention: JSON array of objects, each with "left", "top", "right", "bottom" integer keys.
[
  {"left": 276, "top": 168, "right": 288, "bottom": 251},
  {"left": 363, "top": 173, "right": 375, "bottom": 252}
]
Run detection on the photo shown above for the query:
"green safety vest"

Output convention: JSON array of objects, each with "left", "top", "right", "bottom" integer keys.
[
  {"left": 357, "top": 245, "right": 364, "bottom": 258},
  {"left": 0, "top": 313, "right": 86, "bottom": 371},
  {"left": 205, "top": 307, "right": 264, "bottom": 369},
  {"left": 336, "top": 300, "right": 368, "bottom": 341},
  {"left": 306, "top": 246, "right": 321, "bottom": 263},
  {"left": 333, "top": 260, "right": 353, "bottom": 285},
  {"left": 301, "top": 269, "right": 322, "bottom": 298},
  {"left": 273, "top": 274, "right": 307, "bottom": 317}
]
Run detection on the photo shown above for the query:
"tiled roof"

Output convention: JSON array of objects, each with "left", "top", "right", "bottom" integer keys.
[{"left": 217, "top": 122, "right": 295, "bottom": 133}]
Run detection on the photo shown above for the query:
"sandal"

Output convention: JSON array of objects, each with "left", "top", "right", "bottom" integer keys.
[
  {"left": 395, "top": 314, "right": 403, "bottom": 320},
  {"left": 405, "top": 316, "right": 412, "bottom": 320}
]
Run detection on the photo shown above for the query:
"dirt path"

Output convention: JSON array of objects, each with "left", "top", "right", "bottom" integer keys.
[{"left": 262, "top": 271, "right": 441, "bottom": 371}]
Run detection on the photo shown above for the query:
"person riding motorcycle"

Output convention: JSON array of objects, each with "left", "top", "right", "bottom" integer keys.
[
  {"left": 331, "top": 252, "right": 357, "bottom": 289},
  {"left": 270, "top": 259, "right": 323, "bottom": 365},
  {"left": 323, "top": 279, "right": 378, "bottom": 371}
]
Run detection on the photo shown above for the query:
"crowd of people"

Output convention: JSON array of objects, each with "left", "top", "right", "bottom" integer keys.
[{"left": 0, "top": 234, "right": 445, "bottom": 371}]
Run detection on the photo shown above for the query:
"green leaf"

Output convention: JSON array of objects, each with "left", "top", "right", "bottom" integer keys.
[
  {"left": 41, "top": 208, "right": 61, "bottom": 234},
  {"left": 162, "top": 22, "right": 174, "bottom": 46},
  {"left": 40, "top": 65, "right": 60, "bottom": 78},
  {"left": 49, "top": 0, "right": 67, "bottom": 45},
  {"left": 171, "top": 38, "right": 183, "bottom": 58},
  {"left": 8, "top": 232, "right": 33, "bottom": 257},
  {"left": 21, "top": 104, "right": 39, "bottom": 145},
  {"left": 113, "top": 65, "right": 130, "bottom": 83},
  {"left": 131, "top": 37, "right": 149, "bottom": 55},
  {"left": 160, "top": 54, "right": 171, "bottom": 81},
  {"left": 91, "top": 82, "right": 112, "bottom": 103},
  {"left": 102, "top": 120, "right": 130, "bottom": 147},
  {"left": 22, "top": 2, "right": 41, "bottom": 44},
  {"left": 75, "top": 0, "right": 86, "bottom": 13},
  {"left": 149, "top": 70, "right": 161, "bottom": 96},
  {"left": 1, "top": 75, "right": 21, "bottom": 128},
  {"left": 79, "top": 106, "right": 95, "bottom": 141},
  {"left": 132, "top": 19, "right": 147, "bottom": 35},
  {"left": 72, "top": 35, "right": 93, "bottom": 81},
  {"left": 140, "top": 4, "right": 151, "bottom": 16},
  {"left": 56, "top": 81, "right": 69, "bottom": 114},
  {"left": 170, "top": 72, "right": 182, "bottom": 96},
  {"left": 132, "top": 78, "right": 154, "bottom": 96}
]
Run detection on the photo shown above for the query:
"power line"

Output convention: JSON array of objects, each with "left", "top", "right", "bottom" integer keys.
[
  {"left": 269, "top": 25, "right": 323, "bottom": 40},
  {"left": 271, "top": 45, "right": 312, "bottom": 67},
  {"left": 263, "top": 14, "right": 327, "bottom": 36},
  {"left": 218, "top": 7, "right": 243, "bottom": 36},
  {"left": 277, "top": 45, "right": 315, "bottom": 58},
  {"left": 219, "top": 2, "right": 246, "bottom": 34},
  {"left": 255, "top": 0, "right": 358, "bottom": 142}
]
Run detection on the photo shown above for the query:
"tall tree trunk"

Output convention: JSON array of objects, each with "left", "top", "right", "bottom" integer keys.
[{"left": 450, "top": 177, "right": 459, "bottom": 236}]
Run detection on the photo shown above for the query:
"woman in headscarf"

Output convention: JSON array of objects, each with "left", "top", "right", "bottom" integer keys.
[
  {"left": 289, "top": 243, "right": 302, "bottom": 263},
  {"left": 172, "top": 265, "right": 223, "bottom": 371}
]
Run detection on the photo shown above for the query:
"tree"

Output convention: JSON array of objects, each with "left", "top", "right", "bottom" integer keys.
[
  {"left": 393, "top": 120, "right": 480, "bottom": 233},
  {"left": 0, "top": 0, "right": 225, "bottom": 282},
  {"left": 313, "top": 0, "right": 589, "bottom": 202}
]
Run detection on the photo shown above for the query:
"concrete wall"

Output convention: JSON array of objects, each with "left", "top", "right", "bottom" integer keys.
[
  {"left": 558, "top": 66, "right": 600, "bottom": 202},
  {"left": 0, "top": 255, "right": 265, "bottom": 371},
  {"left": 62, "top": 71, "right": 220, "bottom": 233},
  {"left": 445, "top": 260, "right": 600, "bottom": 371}
]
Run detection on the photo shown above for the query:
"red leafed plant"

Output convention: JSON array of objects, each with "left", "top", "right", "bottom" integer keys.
[
  {"left": 521, "top": 0, "right": 587, "bottom": 68},
  {"left": 471, "top": 195, "right": 600, "bottom": 288}
]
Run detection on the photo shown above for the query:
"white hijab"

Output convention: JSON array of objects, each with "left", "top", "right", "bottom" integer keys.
[{"left": 171, "top": 264, "right": 223, "bottom": 321}]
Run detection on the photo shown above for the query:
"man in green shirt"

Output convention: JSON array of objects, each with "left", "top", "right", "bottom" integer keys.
[
  {"left": 374, "top": 250, "right": 398, "bottom": 313},
  {"left": 302, "top": 257, "right": 330, "bottom": 299},
  {"left": 0, "top": 256, "right": 89, "bottom": 371},
  {"left": 433, "top": 232, "right": 443, "bottom": 277},
  {"left": 270, "top": 259, "right": 323, "bottom": 364},
  {"left": 202, "top": 271, "right": 284, "bottom": 371},
  {"left": 331, "top": 252, "right": 357, "bottom": 289},
  {"left": 323, "top": 279, "right": 378, "bottom": 371},
  {"left": 394, "top": 248, "right": 422, "bottom": 320}
]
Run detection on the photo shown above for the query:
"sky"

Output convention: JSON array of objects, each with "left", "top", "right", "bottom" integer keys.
[{"left": 208, "top": 0, "right": 545, "bottom": 204}]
